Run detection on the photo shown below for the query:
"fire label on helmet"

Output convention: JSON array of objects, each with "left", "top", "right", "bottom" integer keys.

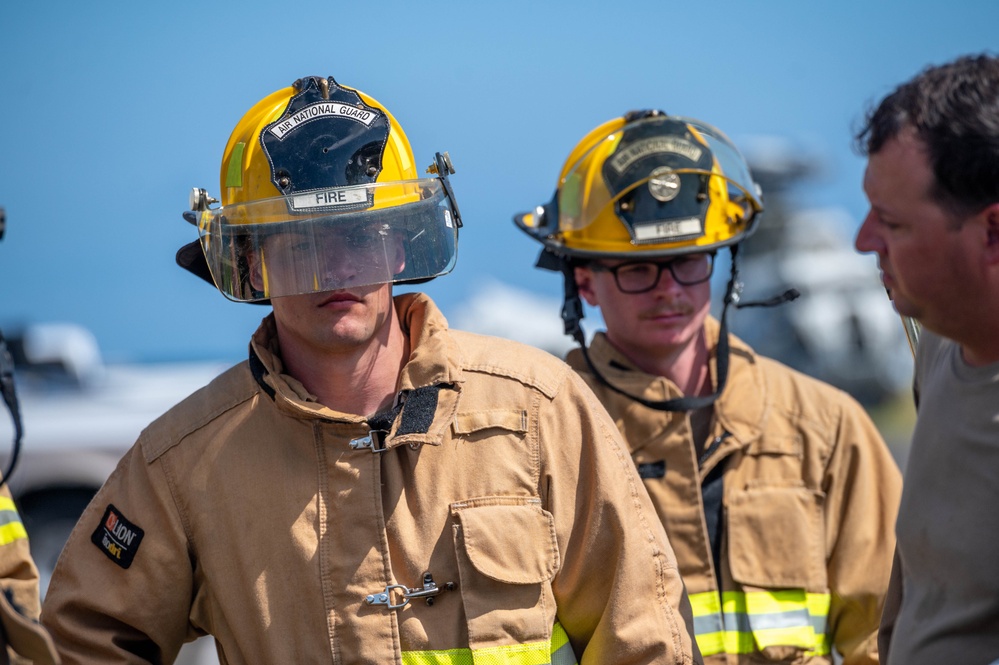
[
  {"left": 291, "top": 188, "right": 369, "bottom": 211},
  {"left": 633, "top": 217, "right": 703, "bottom": 243},
  {"left": 268, "top": 102, "right": 380, "bottom": 139},
  {"left": 91, "top": 504, "right": 145, "bottom": 569}
]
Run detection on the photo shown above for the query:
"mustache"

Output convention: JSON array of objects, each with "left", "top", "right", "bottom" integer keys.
[{"left": 639, "top": 302, "right": 695, "bottom": 319}]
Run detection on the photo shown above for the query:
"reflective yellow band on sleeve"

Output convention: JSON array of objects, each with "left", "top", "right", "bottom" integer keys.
[
  {"left": 689, "top": 589, "right": 831, "bottom": 657},
  {"left": 0, "top": 522, "right": 27, "bottom": 546},
  {"left": 0, "top": 496, "right": 27, "bottom": 546},
  {"left": 402, "top": 621, "right": 578, "bottom": 665}
]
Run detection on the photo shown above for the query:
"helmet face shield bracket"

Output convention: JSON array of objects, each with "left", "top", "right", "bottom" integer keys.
[
  {"left": 513, "top": 189, "right": 563, "bottom": 259},
  {"left": 427, "top": 151, "right": 463, "bottom": 228}
]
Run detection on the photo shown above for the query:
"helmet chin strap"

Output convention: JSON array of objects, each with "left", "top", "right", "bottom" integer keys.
[{"left": 563, "top": 244, "right": 798, "bottom": 413}]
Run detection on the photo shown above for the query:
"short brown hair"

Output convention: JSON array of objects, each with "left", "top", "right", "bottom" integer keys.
[{"left": 855, "top": 53, "right": 999, "bottom": 217}]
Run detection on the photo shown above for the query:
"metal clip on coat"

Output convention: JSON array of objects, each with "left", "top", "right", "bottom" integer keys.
[
  {"left": 365, "top": 572, "right": 455, "bottom": 611},
  {"left": 349, "top": 430, "right": 390, "bottom": 453}
]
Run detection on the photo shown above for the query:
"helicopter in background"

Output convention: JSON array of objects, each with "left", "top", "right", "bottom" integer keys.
[{"left": 726, "top": 137, "right": 912, "bottom": 406}]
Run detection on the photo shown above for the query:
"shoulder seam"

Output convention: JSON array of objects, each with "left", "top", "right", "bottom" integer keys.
[{"left": 140, "top": 362, "right": 257, "bottom": 463}]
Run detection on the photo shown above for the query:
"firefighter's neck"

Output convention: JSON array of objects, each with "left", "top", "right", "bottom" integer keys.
[
  {"left": 279, "top": 302, "right": 410, "bottom": 417},
  {"left": 609, "top": 330, "right": 712, "bottom": 399}
]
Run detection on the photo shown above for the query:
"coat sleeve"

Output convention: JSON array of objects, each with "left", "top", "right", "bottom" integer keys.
[
  {"left": 40, "top": 441, "right": 195, "bottom": 664},
  {"left": 541, "top": 370, "right": 701, "bottom": 665},
  {"left": 0, "top": 485, "right": 60, "bottom": 664},
  {"left": 821, "top": 394, "right": 902, "bottom": 665}
]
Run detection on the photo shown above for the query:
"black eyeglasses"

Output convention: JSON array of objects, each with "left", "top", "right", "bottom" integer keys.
[{"left": 590, "top": 253, "right": 715, "bottom": 293}]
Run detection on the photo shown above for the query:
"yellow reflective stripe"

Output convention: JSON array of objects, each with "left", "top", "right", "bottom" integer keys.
[
  {"left": 736, "top": 588, "right": 808, "bottom": 613},
  {"left": 688, "top": 590, "right": 831, "bottom": 657},
  {"left": 0, "top": 521, "right": 27, "bottom": 546},
  {"left": 0, "top": 497, "right": 26, "bottom": 546},
  {"left": 402, "top": 643, "right": 548, "bottom": 665},
  {"left": 690, "top": 590, "right": 722, "bottom": 615},
  {"left": 807, "top": 593, "right": 832, "bottom": 656},
  {"left": 740, "top": 588, "right": 814, "bottom": 650},
  {"left": 401, "top": 622, "right": 577, "bottom": 665},
  {"left": 696, "top": 629, "right": 755, "bottom": 656},
  {"left": 807, "top": 592, "right": 832, "bottom": 617},
  {"left": 549, "top": 622, "right": 576, "bottom": 665},
  {"left": 403, "top": 650, "right": 473, "bottom": 665},
  {"left": 689, "top": 591, "right": 725, "bottom": 655}
]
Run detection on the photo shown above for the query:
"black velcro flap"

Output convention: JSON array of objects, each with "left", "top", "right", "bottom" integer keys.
[{"left": 637, "top": 460, "right": 666, "bottom": 479}]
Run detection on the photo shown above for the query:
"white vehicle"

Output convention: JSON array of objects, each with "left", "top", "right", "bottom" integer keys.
[{"left": 0, "top": 322, "right": 228, "bottom": 664}]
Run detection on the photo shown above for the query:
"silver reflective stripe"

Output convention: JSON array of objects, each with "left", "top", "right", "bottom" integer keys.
[
  {"left": 550, "top": 637, "right": 577, "bottom": 665},
  {"left": 0, "top": 508, "right": 21, "bottom": 527},
  {"left": 697, "top": 607, "right": 812, "bottom": 637},
  {"left": 729, "top": 607, "right": 810, "bottom": 632},
  {"left": 693, "top": 612, "right": 723, "bottom": 636}
]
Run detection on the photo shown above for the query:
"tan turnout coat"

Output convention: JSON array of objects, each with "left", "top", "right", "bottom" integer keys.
[
  {"left": 42, "top": 294, "right": 698, "bottom": 665},
  {"left": 567, "top": 318, "right": 901, "bottom": 665}
]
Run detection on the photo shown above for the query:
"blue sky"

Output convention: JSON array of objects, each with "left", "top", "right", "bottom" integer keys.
[{"left": 2, "top": 1, "right": 996, "bottom": 362}]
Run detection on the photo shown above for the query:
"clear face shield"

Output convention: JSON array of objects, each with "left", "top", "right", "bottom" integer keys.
[
  {"left": 194, "top": 178, "right": 458, "bottom": 302},
  {"left": 555, "top": 115, "right": 762, "bottom": 256}
]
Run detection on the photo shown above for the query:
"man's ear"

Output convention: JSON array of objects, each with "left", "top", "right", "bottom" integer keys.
[
  {"left": 574, "top": 265, "right": 600, "bottom": 307},
  {"left": 391, "top": 232, "right": 407, "bottom": 275},
  {"left": 248, "top": 249, "right": 265, "bottom": 291}
]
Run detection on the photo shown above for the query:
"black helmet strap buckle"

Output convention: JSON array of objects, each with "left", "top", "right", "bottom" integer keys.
[{"left": 560, "top": 262, "right": 586, "bottom": 346}]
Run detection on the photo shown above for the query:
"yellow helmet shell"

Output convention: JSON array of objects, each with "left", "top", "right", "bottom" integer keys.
[
  {"left": 219, "top": 78, "right": 417, "bottom": 212},
  {"left": 515, "top": 111, "right": 762, "bottom": 260}
]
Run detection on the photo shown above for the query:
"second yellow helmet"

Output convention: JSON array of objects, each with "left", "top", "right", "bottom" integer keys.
[{"left": 515, "top": 110, "right": 762, "bottom": 261}]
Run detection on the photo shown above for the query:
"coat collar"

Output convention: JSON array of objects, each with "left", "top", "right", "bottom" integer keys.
[
  {"left": 569, "top": 316, "right": 766, "bottom": 450},
  {"left": 246, "top": 293, "right": 463, "bottom": 449}
]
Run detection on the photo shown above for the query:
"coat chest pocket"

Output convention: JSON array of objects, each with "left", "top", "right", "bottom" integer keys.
[
  {"left": 725, "top": 486, "right": 830, "bottom": 658},
  {"left": 450, "top": 497, "right": 560, "bottom": 649},
  {"left": 727, "top": 485, "right": 825, "bottom": 589},
  {"left": 453, "top": 410, "right": 528, "bottom": 437},
  {"left": 451, "top": 410, "right": 535, "bottom": 490}
]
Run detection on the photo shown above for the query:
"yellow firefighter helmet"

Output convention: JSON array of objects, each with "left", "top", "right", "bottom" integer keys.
[
  {"left": 177, "top": 75, "right": 461, "bottom": 303},
  {"left": 514, "top": 110, "right": 762, "bottom": 261},
  {"left": 513, "top": 111, "right": 780, "bottom": 413}
]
